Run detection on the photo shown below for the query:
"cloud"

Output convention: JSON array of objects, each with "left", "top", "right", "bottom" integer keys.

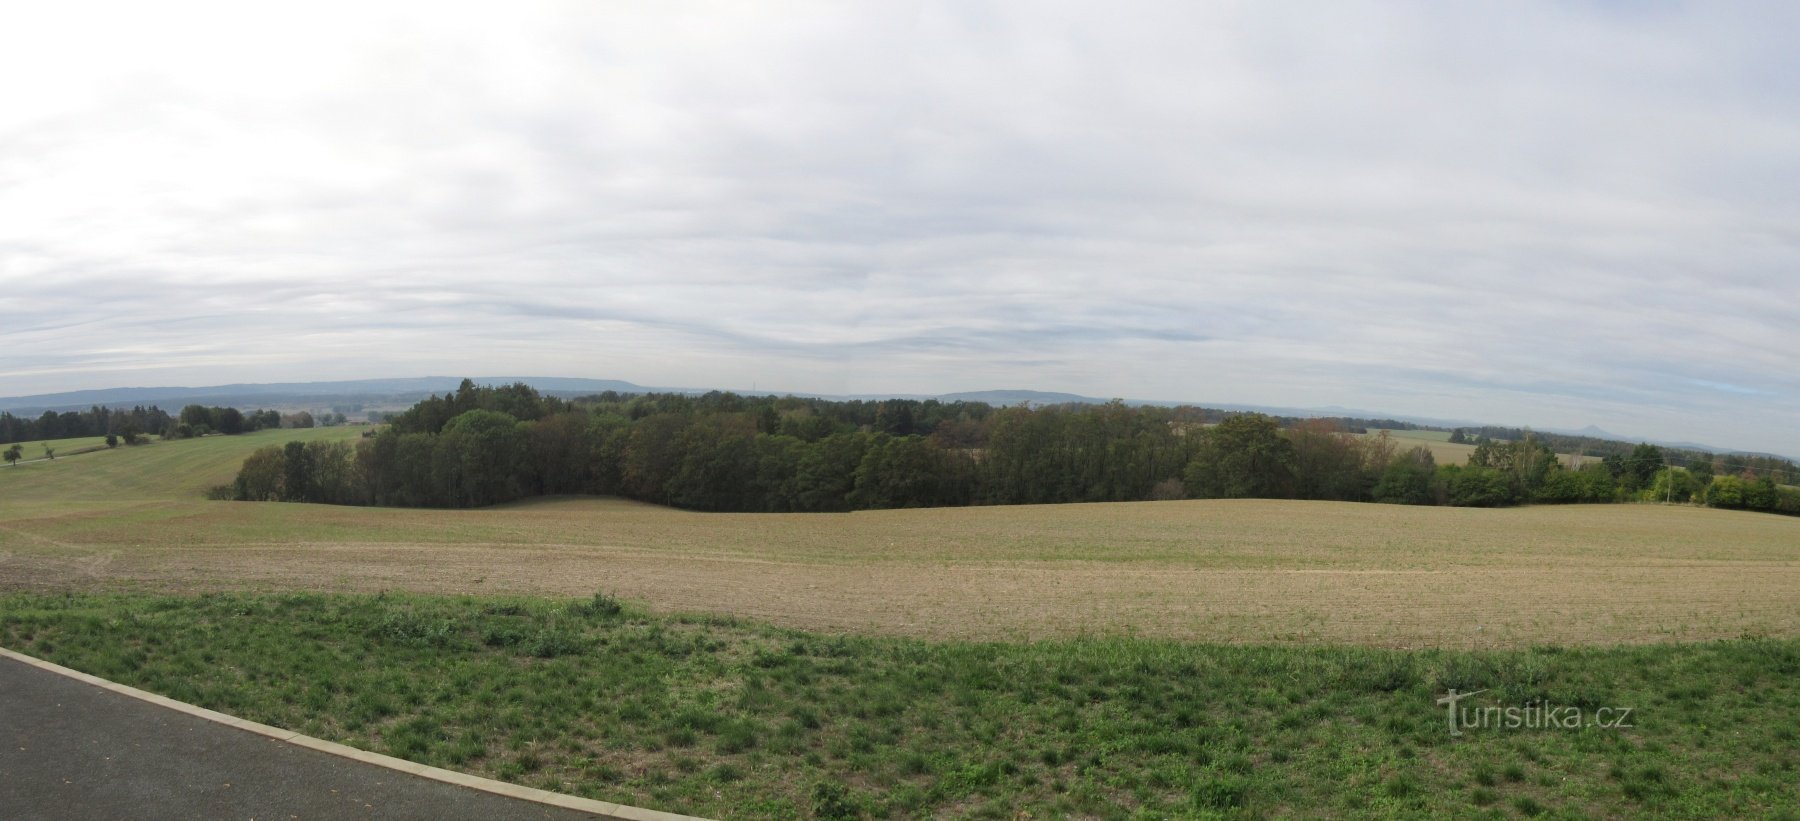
[{"left": 0, "top": 1, "right": 1796, "bottom": 453}]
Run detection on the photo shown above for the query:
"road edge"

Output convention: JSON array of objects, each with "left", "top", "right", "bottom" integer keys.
[{"left": 0, "top": 646, "right": 707, "bottom": 821}]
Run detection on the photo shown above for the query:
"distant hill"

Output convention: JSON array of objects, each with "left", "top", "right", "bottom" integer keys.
[{"left": 935, "top": 389, "right": 1101, "bottom": 406}]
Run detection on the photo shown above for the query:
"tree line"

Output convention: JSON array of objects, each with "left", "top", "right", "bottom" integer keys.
[
  {"left": 1451, "top": 425, "right": 1797, "bottom": 485},
  {"left": 2, "top": 405, "right": 173, "bottom": 445},
  {"left": 1, "top": 403, "right": 334, "bottom": 447},
  {"left": 224, "top": 380, "right": 1800, "bottom": 517}
]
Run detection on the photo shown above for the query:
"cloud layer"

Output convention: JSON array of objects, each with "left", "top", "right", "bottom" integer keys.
[{"left": 2, "top": 1, "right": 1797, "bottom": 453}]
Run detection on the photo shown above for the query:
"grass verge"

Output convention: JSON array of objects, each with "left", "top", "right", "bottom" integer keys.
[{"left": 3, "top": 592, "right": 1797, "bottom": 818}]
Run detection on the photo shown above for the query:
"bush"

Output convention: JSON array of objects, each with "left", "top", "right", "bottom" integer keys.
[
  {"left": 522, "top": 628, "right": 586, "bottom": 658},
  {"left": 1777, "top": 487, "right": 1800, "bottom": 516},
  {"left": 1441, "top": 466, "right": 1517, "bottom": 507},
  {"left": 811, "top": 780, "right": 862, "bottom": 820},
  {"left": 1373, "top": 456, "right": 1437, "bottom": 505},
  {"left": 570, "top": 592, "right": 624, "bottom": 619},
  {"left": 1193, "top": 775, "right": 1249, "bottom": 810},
  {"left": 369, "top": 611, "right": 465, "bottom": 649},
  {"left": 1706, "top": 476, "right": 1746, "bottom": 508}
]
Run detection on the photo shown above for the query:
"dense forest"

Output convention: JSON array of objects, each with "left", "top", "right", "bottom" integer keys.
[{"left": 223, "top": 380, "right": 1800, "bottom": 517}]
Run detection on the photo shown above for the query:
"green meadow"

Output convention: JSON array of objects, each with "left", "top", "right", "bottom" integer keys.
[{"left": 3, "top": 592, "right": 1796, "bottom": 818}]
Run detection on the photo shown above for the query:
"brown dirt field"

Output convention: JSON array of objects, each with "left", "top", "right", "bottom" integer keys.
[{"left": 3, "top": 496, "right": 1796, "bottom": 648}]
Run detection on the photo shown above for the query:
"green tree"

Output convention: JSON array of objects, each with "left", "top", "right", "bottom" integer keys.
[
  {"left": 666, "top": 415, "right": 758, "bottom": 510},
  {"left": 282, "top": 441, "right": 315, "bottom": 502},
  {"left": 1720, "top": 453, "right": 1749, "bottom": 476},
  {"left": 304, "top": 440, "right": 361, "bottom": 505},
  {"left": 792, "top": 432, "right": 872, "bottom": 511},
  {"left": 179, "top": 404, "right": 214, "bottom": 433},
  {"left": 216, "top": 407, "right": 245, "bottom": 435},
  {"left": 1646, "top": 468, "right": 1700, "bottom": 503},
  {"left": 621, "top": 413, "right": 690, "bottom": 504},
  {"left": 1183, "top": 414, "right": 1296, "bottom": 499},
  {"left": 3, "top": 444, "right": 21, "bottom": 466},
  {"left": 1440, "top": 465, "right": 1516, "bottom": 507},
  {"left": 850, "top": 435, "right": 968, "bottom": 508},
  {"left": 437, "top": 409, "right": 527, "bottom": 507},
  {"left": 1685, "top": 458, "right": 1714, "bottom": 484},
  {"left": 524, "top": 412, "right": 594, "bottom": 496},
  {"left": 235, "top": 446, "right": 286, "bottom": 501},
  {"left": 1469, "top": 435, "right": 1557, "bottom": 499},
  {"left": 1372, "top": 447, "right": 1437, "bottom": 505},
  {"left": 1706, "top": 475, "right": 1746, "bottom": 508},
  {"left": 1288, "top": 419, "right": 1369, "bottom": 501},
  {"left": 1743, "top": 478, "right": 1779, "bottom": 511},
  {"left": 1617, "top": 443, "right": 1665, "bottom": 492}
]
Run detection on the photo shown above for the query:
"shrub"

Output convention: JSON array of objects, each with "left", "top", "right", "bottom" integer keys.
[
  {"left": 811, "top": 780, "right": 861, "bottom": 820},
  {"left": 570, "top": 592, "right": 624, "bottom": 619},
  {"left": 1193, "top": 775, "right": 1249, "bottom": 810},
  {"left": 522, "top": 628, "right": 586, "bottom": 658},
  {"left": 369, "top": 611, "right": 465, "bottom": 649}
]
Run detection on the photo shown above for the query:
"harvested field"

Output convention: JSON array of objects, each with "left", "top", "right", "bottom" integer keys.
[
  {"left": 4, "top": 501, "right": 1796, "bottom": 647},
  {"left": 1, "top": 428, "right": 1795, "bottom": 647}
]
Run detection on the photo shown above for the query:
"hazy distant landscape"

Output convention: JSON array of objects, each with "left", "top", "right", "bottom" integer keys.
[{"left": 3, "top": 376, "right": 1788, "bottom": 460}]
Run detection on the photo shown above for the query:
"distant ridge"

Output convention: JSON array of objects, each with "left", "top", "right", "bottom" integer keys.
[{"left": 935, "top": 389, "right": 1099, "bottom": 406}]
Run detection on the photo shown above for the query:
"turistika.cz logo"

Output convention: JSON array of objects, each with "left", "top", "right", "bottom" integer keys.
[{"left": 1436, "top": 689, "right": 1634, "bottom": 737}]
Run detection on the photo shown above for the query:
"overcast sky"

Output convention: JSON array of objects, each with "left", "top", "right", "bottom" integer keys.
[{"left": 2, "top": 1, "right": 1796, "bottom": 453}]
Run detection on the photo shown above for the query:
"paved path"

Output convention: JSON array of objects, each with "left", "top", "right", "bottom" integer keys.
[{"left": 0, "top": 654, "right": 604, "bottom": 820}]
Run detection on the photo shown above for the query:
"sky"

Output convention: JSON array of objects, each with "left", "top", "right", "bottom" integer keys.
[{"left": 2, "top": 1, "right": 1797, "bottom": 454}]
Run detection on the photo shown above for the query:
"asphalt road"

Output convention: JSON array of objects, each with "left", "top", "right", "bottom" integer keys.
[{"left": 0, "top": 655, "right": 601, "bottom": 820}]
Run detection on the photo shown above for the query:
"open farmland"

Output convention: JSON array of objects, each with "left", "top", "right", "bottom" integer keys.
[
  {"left": 2, "top": 427, "right": 1795, "bottom": 648},
  {"left": 0, "top": 426, "right": 363, "bottom": 501},
  {"left": 1358, "top": 428, "right": 1593, "bottom": 468}
]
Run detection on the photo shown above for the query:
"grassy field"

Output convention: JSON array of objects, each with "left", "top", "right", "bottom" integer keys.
[
  {"left": 5, "top": 434, "right": 116, "bottom": 460},
  {"left": 1, "top": 426, "right": 1796, "bottom": 647},
  {"left": 4, "top": 591, "right": 1796, "bottom": 819},
  {"left": 0, "top": 426, "right": 362, "bottom": 501}
]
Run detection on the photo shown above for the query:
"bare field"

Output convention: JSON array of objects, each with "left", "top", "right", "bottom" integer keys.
[{"left": 3, "top": 491, "right": 1795, "bottom": 647}]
